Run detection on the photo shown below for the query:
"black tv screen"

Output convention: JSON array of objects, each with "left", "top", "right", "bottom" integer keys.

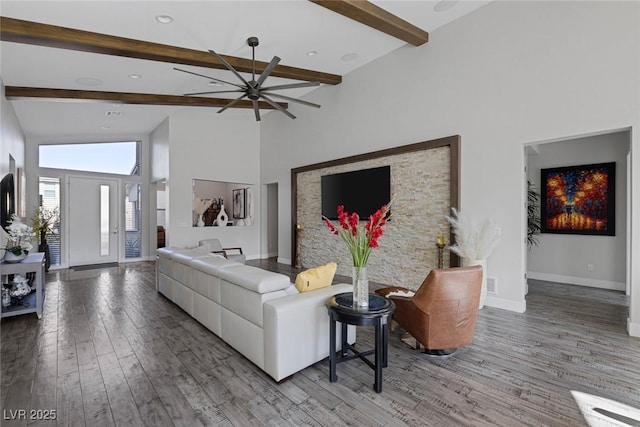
[{"left": 321, "top": 166, "right": 390, "bottom": 220}]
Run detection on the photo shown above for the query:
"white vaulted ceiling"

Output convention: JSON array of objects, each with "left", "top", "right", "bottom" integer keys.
[{"left": 0, "top": 0, "right": 492, "bottom": 138}]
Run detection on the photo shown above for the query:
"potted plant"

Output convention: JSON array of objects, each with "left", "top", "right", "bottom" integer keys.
[
  {"left": 31, "top": 206, "right": 58, "bottom": 271},
  {"left": 445, "top": 208, "right": 500, "bottom": 308},
  {"left": 323, "top": 199, "right": 394, "bottom": 308},
  {"left": 2, "top": 214, "right": 35, "bottom": 263}
]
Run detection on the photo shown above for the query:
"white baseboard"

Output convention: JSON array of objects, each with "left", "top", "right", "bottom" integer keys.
[
  {"left": 527, "top": 272, "right": 625, "bottom": 291},
  {"left": 484, "top": 295, "right": 526, "bottom": 313},
  {"left": 277, "top": 257, "right": 292, "bottom": 265},
  {"left": 628, "top": 319, "right": 640, "bottom": 337}
]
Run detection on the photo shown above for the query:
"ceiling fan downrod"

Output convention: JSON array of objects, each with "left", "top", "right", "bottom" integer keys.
[{"left": 247, "top": 36, "right": 259, "bottom": 84}]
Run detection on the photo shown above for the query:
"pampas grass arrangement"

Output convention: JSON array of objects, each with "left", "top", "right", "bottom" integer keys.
[{"left": 445, "top": 208, "right": 500, "bottom": 260}]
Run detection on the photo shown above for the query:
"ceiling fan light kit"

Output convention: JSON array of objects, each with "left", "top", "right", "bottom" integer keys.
[{"left": 175, "top": 36, "right": 321, "bottom": 121}]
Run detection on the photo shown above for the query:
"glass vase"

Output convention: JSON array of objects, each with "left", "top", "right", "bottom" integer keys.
[{"left": 352, "top": 266, "right": 369, "bottom": 309}]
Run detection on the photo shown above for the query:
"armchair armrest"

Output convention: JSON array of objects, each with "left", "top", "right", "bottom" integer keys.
[
  {"left": 223, "top": 247, "right": 243, "bottom": 255},
  {"left": 263, "top": 283, "right": 355, "bottom": 381},
  {"left": 375, "top": 286, "right": 412, "bottom": 297}
]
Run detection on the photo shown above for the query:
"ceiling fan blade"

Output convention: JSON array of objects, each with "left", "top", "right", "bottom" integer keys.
[
  {"left": 173, "top": 67, "right": 244, "bottom": 89},
  {"left": 261, "top": 81, "right": 320, "bottom": 91},
  {"left": 208, "top": 50, "right": 252, "bottom": 87},
  {"left": 252, "top": 100, "right": 261, "bottom": 122},
  {"left": 184, "top": 89, "right": 245, "bottom": 96},
  {"left": 266, "top": 92, "right": 321, "bottom": 109},
  {"left": 261, "top": 94, "right": 296, "bottom": 120},
  {"left": 218, "top": 94, "right": 248, "bottom": 114},
  {"left": 256, "top": 56, "right": 281, "bottom": 88}
]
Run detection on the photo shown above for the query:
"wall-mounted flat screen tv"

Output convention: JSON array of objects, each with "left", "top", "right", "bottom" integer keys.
[{"left": 321, "top": 166, "right": 390, "bottom": 220}]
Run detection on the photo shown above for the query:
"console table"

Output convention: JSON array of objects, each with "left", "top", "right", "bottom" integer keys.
[
  {"left": 1, "top": 252, "right": 45, "bottom": 319},
  {"left": 326, "top": 292, "right": 395, "bottom": 393}
]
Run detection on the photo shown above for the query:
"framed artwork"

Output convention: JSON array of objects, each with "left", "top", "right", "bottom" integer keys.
[
  {"left": 541, "top": 162, "right": 615, "bottom": 235},
  {"left": 233, "top": 188, "right": 246, "bottom": 219},
  {"left": 245, "top": 187, "right": 252, "bottom": 224}
]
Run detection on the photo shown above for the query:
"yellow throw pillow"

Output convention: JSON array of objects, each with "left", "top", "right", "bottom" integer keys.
[{"left": 295, "top": 262, "right": 337, "bottom": 293}]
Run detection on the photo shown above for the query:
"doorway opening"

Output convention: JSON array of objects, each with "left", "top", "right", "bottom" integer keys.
[
  {"left": 524, "top": 129, "right": 631, "bottom": 330},
  {"left": 266, "top": 183, "right": 279, "bottom": 259}
]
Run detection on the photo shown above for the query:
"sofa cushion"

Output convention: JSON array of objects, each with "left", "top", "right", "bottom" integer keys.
[
  {"left": 170, "top": 246, "right": 216, "bottom": 262},
  {"left": 217, "top": 265, "right": 291, "bottom": 294},
  {"left": 191, "top": 255, "right": 240, "bottom": 275},
  {"left": 295, "top": 262, "right": 337, "bottom": 293}
]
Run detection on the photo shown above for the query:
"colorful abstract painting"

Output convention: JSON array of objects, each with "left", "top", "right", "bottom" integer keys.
[{"left": 540, "top": 162, "right": 615, "bottom": 235}]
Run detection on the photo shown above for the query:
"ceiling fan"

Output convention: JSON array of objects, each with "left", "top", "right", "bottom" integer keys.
[{"left": 175, "top": 37, "right": 321, "bottom": 121}]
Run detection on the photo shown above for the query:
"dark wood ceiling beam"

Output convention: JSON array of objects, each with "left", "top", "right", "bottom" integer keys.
[
  {"left": 0, "top": 16, "right": 341, "bottom": 85},
  {"left": 4, "top": 86, "right": 287, "bottom": 110},
  {"left": 309, "top": 0, "right": 428, "bottom": 46}
]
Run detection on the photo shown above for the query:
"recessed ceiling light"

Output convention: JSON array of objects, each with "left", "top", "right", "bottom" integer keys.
[
  {"left": 306, "top": 50, "right": 317, "bottom": 56},
  {"left": 75, "top": 77, "right": 103, "bottom": 86},
  {"left": 433, "top": 0, "right": 458, "bottom": 12},
  {"left": 101, "top": 125, "right": 111, "bottom": 130},
  {"left": 208, "top": 81, "right": 223, "bottom": 87},
  {"left": 341, "top": 53, "right": 358, "bottom": 62},
  {"left": 129, "top": 73, "right": 141, "bottom": 79},
  {"left": 156, "top": 14, "right": 173, "bottom": 24}
]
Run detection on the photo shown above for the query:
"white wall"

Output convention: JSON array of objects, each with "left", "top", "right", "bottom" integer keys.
[
  {"left": 0, "top": 80, "right": 24, "bottom": 176},
  {"left": 163, "top": 112, "right": 261, "bottom": 257},
  {"left": 0, "top": 79, "right": 26, "bottom": 254},
  {"left": 150, "top": 117, "right": 170, "bottom": 183},
  {"left": 261, "top": 1, "right": 640, "bottom": 321},
  {"left": 527, "top": 132, "right": 629, "bottom": 290}
]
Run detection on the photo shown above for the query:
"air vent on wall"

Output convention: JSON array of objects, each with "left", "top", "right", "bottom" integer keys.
[
  {"left": 487, "top": 276, "right": 497, "bottom": 294},
  {"left": 105, "top": 111, "right": 123, "bottom": 117}
]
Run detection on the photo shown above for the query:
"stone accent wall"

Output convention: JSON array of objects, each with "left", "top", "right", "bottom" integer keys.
[{"left": 297, "top": 146, "right": 450, "bottom": 290}]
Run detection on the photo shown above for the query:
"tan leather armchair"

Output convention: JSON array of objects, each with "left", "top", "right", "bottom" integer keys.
[{"left": 376, "top": 265, "right": 483, "bottom": 354}]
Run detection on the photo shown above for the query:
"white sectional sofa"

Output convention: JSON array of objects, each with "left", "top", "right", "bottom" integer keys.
[{"left": 156, "top": 247, "right": 355, "bottom": 382}]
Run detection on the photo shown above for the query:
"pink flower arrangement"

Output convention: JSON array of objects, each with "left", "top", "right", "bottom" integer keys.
[{"left": 323, "top": 200, "right": 393, "bottom": 267}]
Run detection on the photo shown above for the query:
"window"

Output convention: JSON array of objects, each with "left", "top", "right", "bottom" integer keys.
[
  {"left": 39, "top": 141, "right": 140, "bottom": 176},
  {"left": 38, "top": 177, "right": 61, "bottom": 266},
  {"left": 125, "top": 183, "right": 141, "bottom": 259}
]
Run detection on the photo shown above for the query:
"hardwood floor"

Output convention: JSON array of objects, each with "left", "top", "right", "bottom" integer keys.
[{"left": 2, "top": 260, "right": 639, "bottom": 426}]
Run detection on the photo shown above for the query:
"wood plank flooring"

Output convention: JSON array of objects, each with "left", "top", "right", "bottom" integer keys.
[{"left": 1, "top": 260, "right": 639, "bottom": 426}]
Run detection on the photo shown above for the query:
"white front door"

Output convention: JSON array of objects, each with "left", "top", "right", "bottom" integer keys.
[{"left": 69, "top": 176, "right": 119, "bottom": 266}]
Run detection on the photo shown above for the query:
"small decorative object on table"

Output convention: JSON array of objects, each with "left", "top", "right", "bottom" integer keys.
[
  {"left": 436, "top": 235, "right": 446, "bottom": 268},
  {"left": 2, "top": 214, "right": 35, "bottom": 263},
  {"left": 10, "top": 274, "right": 31, "bottom": 300},
  {"left": 445, "top": 208, "right": 500, "bottom": 308},
  {"left": 216, "top": 204, "right": 229, "bottom": 227},
  {"left": 323, "top": 198, "right": 394, "bottom": 309},
  {"left": 193, "top": 198, "right": 213, "bottom": 227},
  {"left": 294, "top": 223, "right": 302, "bottom": 269},
  {"left": 2, "top": 287, "right": 11, "bottom": 308}
]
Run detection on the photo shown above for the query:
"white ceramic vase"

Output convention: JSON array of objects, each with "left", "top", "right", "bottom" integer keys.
[
  {"left": 216, "top": 204, "right": 228, "bottom": 227},
  {"left": 462, "top": 258, "right": 487, "bottom": 309},
  {"left": 3, "top": 251, "right": 26, "bottom": 263}
]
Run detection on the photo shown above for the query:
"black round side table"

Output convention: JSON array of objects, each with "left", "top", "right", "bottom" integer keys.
[{"left": 326, "top": 292, "right": 395, "bottom": 393}]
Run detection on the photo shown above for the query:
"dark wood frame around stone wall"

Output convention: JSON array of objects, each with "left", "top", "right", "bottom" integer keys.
[{"left": 290, "top": 135, "right": 461, "bottom": 267}]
